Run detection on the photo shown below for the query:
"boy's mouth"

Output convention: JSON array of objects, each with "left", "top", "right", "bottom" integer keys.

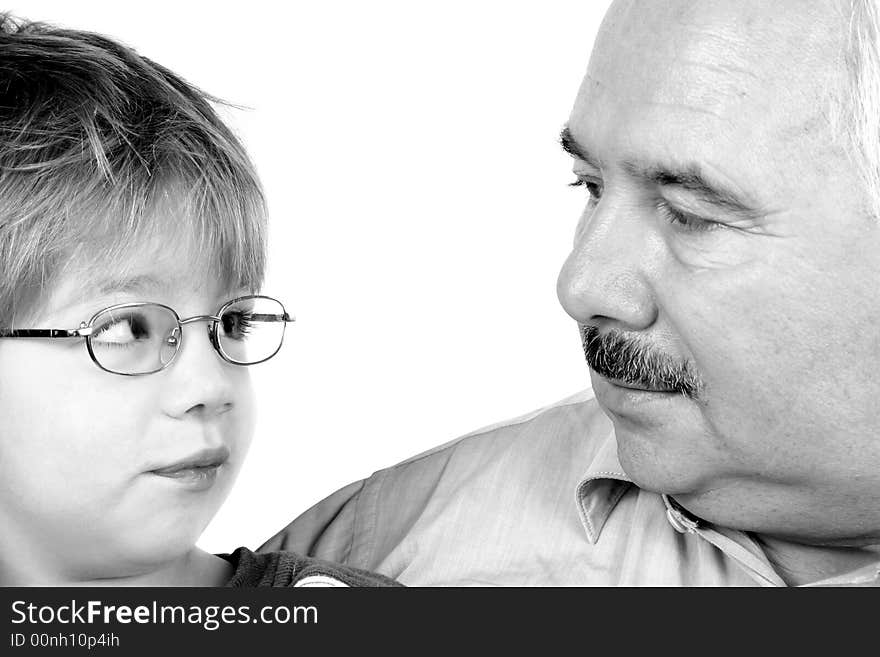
[{"left": 149, "top": 446, "right": 230, "bottom": 490}]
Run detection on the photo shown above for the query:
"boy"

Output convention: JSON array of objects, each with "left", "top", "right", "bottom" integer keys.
[{"left": 0, "top": 14, "right": 398, "bottom": 587}]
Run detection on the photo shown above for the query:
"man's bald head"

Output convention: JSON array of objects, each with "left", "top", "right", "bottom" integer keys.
[{"left": 838, "top": 0, "right": 880, "bottom": 217}]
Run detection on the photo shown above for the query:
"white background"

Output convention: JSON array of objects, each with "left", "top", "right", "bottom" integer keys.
[{"left": 12, "top": 0, "right": 611, "bottom": 551}]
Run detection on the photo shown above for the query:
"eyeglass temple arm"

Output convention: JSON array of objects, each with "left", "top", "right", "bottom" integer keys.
[
  {"left": 248, "top": 313, "right": 296, "bottom": 323},
  {"left": 0, "top": 314, "right": 296, "bottom": 338},
  {"left": 0, "top": 326, "right": 94, "bottom": 338}
]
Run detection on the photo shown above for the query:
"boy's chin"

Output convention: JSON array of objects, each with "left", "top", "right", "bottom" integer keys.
[
  {"left": 88, "top": 532, "right": 206, "bottom": 583},
  {"left": 95, "top": 510, "right": 219, "bottom": 578}
]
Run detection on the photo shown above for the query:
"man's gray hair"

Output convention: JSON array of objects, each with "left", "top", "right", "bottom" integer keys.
[
  {"left": 842, "top": 0, "right": 880, "bottom": 218},
  {"left": 0, "top": 14, "right": 267, "bottom": 322}
]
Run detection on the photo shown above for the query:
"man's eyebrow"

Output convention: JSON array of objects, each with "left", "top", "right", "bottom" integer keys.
[
  {"left": 559, "top": 125, "right": 758, "bottom": 215},
  {"left": 624, "top": 161, "right": 758, "bottom": 215},
  {"left": 559, "top": 126, "right": 601, "bottom": 170}
]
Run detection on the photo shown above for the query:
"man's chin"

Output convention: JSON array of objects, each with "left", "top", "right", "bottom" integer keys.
[{"left": 609, "top": 420, "right": 719, "bottom": 496}]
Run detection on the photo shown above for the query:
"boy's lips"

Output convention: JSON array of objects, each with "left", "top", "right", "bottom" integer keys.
[
  {"left": 150, "top": 446, "right": 231, "bottom": 475},
  {"left": 148, "top": 447, "right": 231, "bottom": 490}
]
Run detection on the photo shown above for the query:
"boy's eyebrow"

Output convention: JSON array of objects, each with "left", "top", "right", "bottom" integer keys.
[
  {"left": 559, "top": 124, "right": 760, "bottom": 216},
  {"left": 42, "top": 274, "right": 169, "bottom": 321},
  {"left": 95, "top": 273, "right": 167, "bottom": 296}
]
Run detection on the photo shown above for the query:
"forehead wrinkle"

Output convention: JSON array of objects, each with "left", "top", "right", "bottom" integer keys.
[
  {"left": 663, "top": 54, "right": 759, "bottom": 83},
  {"left": 639, "top": 100, "right": 732, "bottom": 122},
  {"left": 591, "top": 18, "right": 756, "bottom": 74},
  {"left": 585, "top": 53, "right": 760, "bottom": 125}
]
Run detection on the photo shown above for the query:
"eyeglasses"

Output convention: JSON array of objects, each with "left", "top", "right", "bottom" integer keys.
[{"left": 0, "top": 295, "right": 295, "bottom": 376}]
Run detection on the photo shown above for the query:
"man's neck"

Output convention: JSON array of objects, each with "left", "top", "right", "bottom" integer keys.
[{"left": 754, "top": 534, "right": 880, "bottom": 586}]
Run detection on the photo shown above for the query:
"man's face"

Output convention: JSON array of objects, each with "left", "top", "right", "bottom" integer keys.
[
  {"left": 0, "top": 229, "right": 256, "bottom": 581},
  {"left": 557, "top": 0, "right": 880, "bottom": 542}
]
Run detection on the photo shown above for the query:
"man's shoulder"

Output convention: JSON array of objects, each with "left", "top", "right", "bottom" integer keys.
[
  {"left": 259, "top": 390, "right": 611, "bottom": 567},
  {"left": 390, "top": 389, "right": 601, "bottom": 468},
  {"left": 370, "top": 389, "right": 607, "bottom": 494}
]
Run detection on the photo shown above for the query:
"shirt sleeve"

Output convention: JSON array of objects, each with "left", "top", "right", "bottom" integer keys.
[
  {"left": 257, "top": 443, "right": 466, "bottom": 575},
  {"left": 257, "top": 479, "right": 366, "bottom": 565}
]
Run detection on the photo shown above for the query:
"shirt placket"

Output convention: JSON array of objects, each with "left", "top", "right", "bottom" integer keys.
[{"left": 661, "top": 495, "right": 787, "bottom": 587}]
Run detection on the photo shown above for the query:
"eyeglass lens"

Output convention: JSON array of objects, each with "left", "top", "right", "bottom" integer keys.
[
  {"left": 216, "top": 297, "right": 287, "bottom": 365},
  {"left": 88, "top": 297, "right": 287, "bottom": 375},
  {"left": 89, "top": 305, "right": 179, "bottom": 375}
]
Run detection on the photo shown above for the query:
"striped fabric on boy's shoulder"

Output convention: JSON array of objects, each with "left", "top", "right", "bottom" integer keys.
[{"left": 220, "top": 547, "right": 403, "bottom": 587}]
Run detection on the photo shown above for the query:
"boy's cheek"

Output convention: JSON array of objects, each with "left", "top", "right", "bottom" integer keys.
[
  {"left": 2, "top": 371, "right": 150, "bottom": 477},
  {"left": 227, "top": 376, "right": 257, "bottom": 454},
  {"left": 0, "top": 347, "right": 257, "bottom": 477}
]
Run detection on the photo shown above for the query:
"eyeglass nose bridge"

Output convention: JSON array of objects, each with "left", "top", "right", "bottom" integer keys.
[
  {"left": 178, "top": 314, "right": 222, "bottom": 325},
  {"left": 159, "top": 315, "right": 223, "bottom": 353},
  {"left": 173, "top": 314, "right": 224, "bottom": 353},
  {"left": 148, "top": 315, "right": 224, "bottom": 372}
]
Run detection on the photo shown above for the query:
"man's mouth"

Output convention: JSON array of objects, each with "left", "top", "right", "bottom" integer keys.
[
  {"left": 603, "top": 376, "right": 677, "bottom": 394},
  {"left": 580, "top": 325, "right": 703, "bottom": 399}
]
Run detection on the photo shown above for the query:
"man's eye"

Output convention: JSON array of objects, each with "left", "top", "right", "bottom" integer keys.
[
  {"left": 569, "top": 178, "right": 603, "bottom": 201},
  {"left": 657, "top": 202, "right": 720, "bottom": 233}
]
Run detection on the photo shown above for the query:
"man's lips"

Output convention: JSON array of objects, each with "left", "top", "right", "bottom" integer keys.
[
  {"left": 150, "top": 446, "right": 231, "bottom": 475},
  {"left": 602, "top": 376, "right": 677, "bottom": 394}
]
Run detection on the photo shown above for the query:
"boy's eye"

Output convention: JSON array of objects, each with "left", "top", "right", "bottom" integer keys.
[
  {"left": 92, "top": 312, "right": 152, "bottom": 345},
  {"left": 220, "top": 310, "right": 254, "bottom": 340}
]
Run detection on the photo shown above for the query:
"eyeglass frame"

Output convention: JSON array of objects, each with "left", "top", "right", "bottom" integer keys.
[{"left": 0, "top": 294, "right": 295, "bottom": 376}]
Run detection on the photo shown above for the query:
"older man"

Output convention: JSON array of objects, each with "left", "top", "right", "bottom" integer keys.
[{"left": 261, "top": 0, "right": 880, "bottom": 585}]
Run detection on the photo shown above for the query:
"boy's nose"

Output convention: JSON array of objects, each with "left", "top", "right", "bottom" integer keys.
[{"left": 160, "top": 319, "right": 238, "bottom": 419}]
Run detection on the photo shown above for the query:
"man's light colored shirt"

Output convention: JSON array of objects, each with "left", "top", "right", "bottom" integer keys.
[{"left": 260, "top": 390, "right": 880, "bottom": 586}]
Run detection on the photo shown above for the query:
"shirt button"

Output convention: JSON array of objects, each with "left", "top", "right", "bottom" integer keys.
[{"left": 666, "top": 507, "right": 696, "bottom": 534}]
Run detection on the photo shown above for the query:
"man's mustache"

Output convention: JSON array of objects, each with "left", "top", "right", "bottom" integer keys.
[{"left": 580, "top": 325, "right": 704, "bottom": 399}]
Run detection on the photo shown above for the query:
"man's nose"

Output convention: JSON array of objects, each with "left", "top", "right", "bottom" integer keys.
[{"left": 556, "top": 201, "right": 658, "bottom": 331}]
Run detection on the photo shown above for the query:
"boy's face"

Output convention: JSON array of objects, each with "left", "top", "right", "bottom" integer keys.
[{"left": 0, "top": 235, "right": 256, "bottom": 580}]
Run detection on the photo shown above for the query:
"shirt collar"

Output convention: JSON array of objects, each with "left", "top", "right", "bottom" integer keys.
[
  {"left": 575, "top": 427, "right": 632, "bottom": 544},
  {"left": 571, "top": 427, "right": 880, "bottom": 586},
  {"left": 572, "top": 424, "right": 775, "bottom": 549},
  {"left": 574, "top": 425, "right": 704, "bottom": 544}
]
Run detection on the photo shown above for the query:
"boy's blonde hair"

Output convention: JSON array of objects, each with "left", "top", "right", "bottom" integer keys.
[{"left": 0, "top": 14, "right": 267, "bottom": 323}]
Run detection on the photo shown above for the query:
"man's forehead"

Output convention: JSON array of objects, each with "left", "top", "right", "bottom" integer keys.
[
  {"left": 567, "top": 0, "right": 851, "bottom": 198},
  {"left": 616, "top": 1, "right": 842, "bottom": 91},
  {"left": 598, "top": 0, "right": 847, "bottom": 50},
  {"left": 586, "top": 0, "right": 845, "bottom": 116}
]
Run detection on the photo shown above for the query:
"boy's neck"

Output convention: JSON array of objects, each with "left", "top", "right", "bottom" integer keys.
[
  {"left": 83, "top": 549, "right": 233, "bottom": 587},
  {"left": 1, "top": 548, "right": 233, "bottom": 587}
]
